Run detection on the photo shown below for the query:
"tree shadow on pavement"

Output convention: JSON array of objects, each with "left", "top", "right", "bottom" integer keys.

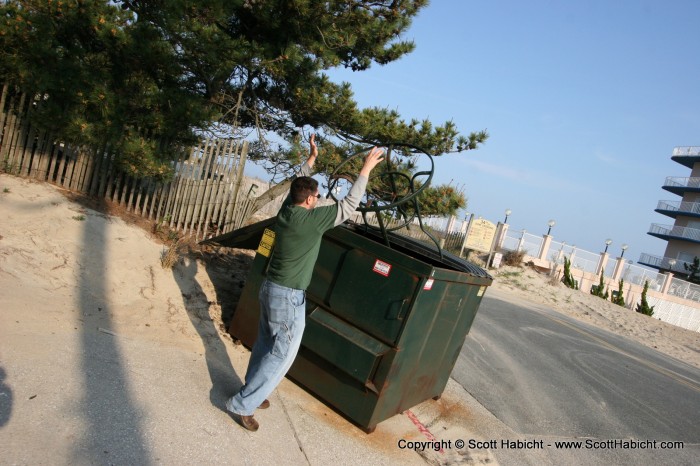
[
  {"left": 75, "top": 198, "right": 151, "bottom": 464},
  {"left": 0, "top": 367, "right": 12, "bottom": 427}
]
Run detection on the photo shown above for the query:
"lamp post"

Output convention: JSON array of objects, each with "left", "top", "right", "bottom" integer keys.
[
  {"left": 668, "top": 258, "right": 677, "bottom": 272},
  {"left": 620, "top": 243, "right": 628, "bottom": 258},
  {"left": 504, "top": 209, "right": 512, "bottom": 224},
  {"left": 604, "top": 238, "right": 612, "bottom": 253},
  {"left": 623, "top": 259, "right": 633, "bottom": 280},
  {"left": 546, "top": 219, "right": 556, "bottom": 235}
]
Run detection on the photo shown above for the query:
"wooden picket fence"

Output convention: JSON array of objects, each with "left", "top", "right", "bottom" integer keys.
[{"left": 0, "top": 83, "right": 263, "bottom": 240}]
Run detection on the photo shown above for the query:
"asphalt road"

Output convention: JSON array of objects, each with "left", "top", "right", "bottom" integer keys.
[{"left": 452, "top": 289, "right": 700, "bottom": 465}]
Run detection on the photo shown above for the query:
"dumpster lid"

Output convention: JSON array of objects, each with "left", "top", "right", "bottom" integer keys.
[
  {"left": 200, "top": 217, "right": 274, "bottom": 250},
  {"left": 342, "top": 223, "right": 492, "bottom": 279},
  {"left": 202, "top": 218, "right": 492, "bottom": 279}
]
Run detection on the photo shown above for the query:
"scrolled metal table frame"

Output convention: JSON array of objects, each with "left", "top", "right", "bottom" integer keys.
[{"left": 327, "top": 142, "right": 444, "bottom": 258}]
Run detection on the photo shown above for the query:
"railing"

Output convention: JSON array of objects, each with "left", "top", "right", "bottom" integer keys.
[
  {"left": 549, "top": 245, "right": 600, "bottom": 274},
  {"left": 548, "top": 240, "right": 577, "bottom": 260},
  {"left": 502, "top": 229, "right": 668, "bottom": 284},
  {"left": 638, "top": 252, "right": 691, "bottom": 274},
  {"left": 620, "top": 262, "right": 668, "bottom": 291},
  {"left": 649, "top": 223, "right": 700, "bottom": 242},
  {"left": 656, "top": 200, "right": 700, "bottom": 215},
  {"left": 570, "top": 250, "right": 601, "bottom": 274},
  {"left": 672, "top": 146, "right": 700, "bottom": 156},
  {"left": 501, "top": 234, "right": 520, "bottom": 252},
  {"left": 516, "top": 231, "right": 543, "bottom": 256},
  {"left": 503, "top": 229, "right": 536, "bottom": 254},
  {"left": 668, "top": 277, "right": 700, "bottom": 303},
  {"left": 663, "top": 177, "right": 700, "bottom": 189}
]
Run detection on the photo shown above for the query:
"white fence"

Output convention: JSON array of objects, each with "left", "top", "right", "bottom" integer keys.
[
  {"left": 566, "top": 249, "right": 600, "bottom": 275},
  {"left": 667, "top": 278, "right": 700, "bottom": 302},
  {"left": 621, "top": 263, "right": 668, "bottom": 291},
  {"left": 520, "top": 233, "right": 543, "bottom": 257},
  {"left": 648, "top": 297, "right": 700, "bottom": 332},
  {"left": 503, "top": 229, "right": 672, "bottom": 293}
]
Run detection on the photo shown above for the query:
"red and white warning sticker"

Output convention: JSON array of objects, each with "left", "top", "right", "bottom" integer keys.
[
  {"left": 423, "top": 278, "right": 434, "bottom": 290},
  {"left": 372, "top": 259, "right": 392, "bottom": 277}
]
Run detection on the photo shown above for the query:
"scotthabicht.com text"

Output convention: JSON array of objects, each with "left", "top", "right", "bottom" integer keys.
[{"left": 396, "top": 438, "right": 684, "bottom": 452}]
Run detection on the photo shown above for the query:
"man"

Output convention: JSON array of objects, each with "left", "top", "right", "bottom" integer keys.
[{"left": 226, "top": 135, "right": 385, "bottom": 431}]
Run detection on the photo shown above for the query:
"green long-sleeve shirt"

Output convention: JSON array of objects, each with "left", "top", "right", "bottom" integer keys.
[{"left": 266, "top": 163, "right": 368, "bottom": 290}]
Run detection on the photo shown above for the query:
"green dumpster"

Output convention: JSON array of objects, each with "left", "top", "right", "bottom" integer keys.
[{"left": 210, "top": 218, "right": 492, "bottom": 432}]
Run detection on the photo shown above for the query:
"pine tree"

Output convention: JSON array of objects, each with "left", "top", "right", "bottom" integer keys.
[
  {"left": 612, "top": 279, "right": 626, "bottom": 306},
  {"left": 635, "top": 280, "right": 655, "bottom": 316},
  {"left": 591, "top": 269, "right": 606, "bottom": 298},
  {"left": 562, "top": 256, "right": 578, "bottom": 290},
  {"left": 0, "top": 0, "right": 488, "bottom": 216},
  {"left": 683, "top": 256, "right": 700, "bottom": 284}
]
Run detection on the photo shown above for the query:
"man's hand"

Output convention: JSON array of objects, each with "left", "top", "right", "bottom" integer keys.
[
  {"left": 359, "top": 147, "right": 385, "bottom": 177},
  {"left": 307, "top": 133, "right": 318, "bottom": 169}
]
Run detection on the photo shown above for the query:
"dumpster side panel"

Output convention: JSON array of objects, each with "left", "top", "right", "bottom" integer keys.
[
  {"left": 303, "top": 306, "right": 392, "bottom": 387},
  {"left": 366, "top": 274, "right": 491, "bottom": 427},
  {"left": 414, "top": 279, "right": 488, "bottom": 400},
  {"left": 326, "top": 248, "right": 420, "bottom": 345},
  {"left": 288, "top": 349, "right": 379, "bottom": 427}
]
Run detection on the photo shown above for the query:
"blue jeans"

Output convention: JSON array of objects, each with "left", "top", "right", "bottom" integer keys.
[{"left": 226, "top": 279, "right": 306, "bottom": 416}]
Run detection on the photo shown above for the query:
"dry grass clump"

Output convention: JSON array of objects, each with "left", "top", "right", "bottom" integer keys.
[
  {"left": 502, "top": 249, "right": 526, "bottom": 266},
  {"left": 160, "top": 238, "right": 186, "bottom": 269}
]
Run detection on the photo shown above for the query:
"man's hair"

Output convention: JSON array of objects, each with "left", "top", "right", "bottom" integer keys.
[{"left": 290, "top": 176, "right": 318, "bottom": 205}]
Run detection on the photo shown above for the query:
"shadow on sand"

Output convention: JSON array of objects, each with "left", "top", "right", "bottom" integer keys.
[{"left": 170, "top": 248, "right": 254, "bottom": 413}]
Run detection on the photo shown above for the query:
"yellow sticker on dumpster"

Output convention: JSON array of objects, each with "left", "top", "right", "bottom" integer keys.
[
  {"left": 257, "top": 228, "right": 276, "bottom": 257},
  {"left": 477, "top": 286, "right": 486, "bottom": 297}
]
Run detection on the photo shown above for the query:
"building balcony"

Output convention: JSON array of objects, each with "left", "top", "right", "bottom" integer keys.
[
  {"left": 662, "top": 177, "right": 700, "bottom": 196},
  {"left": 648, "top": 223, "right": 700, "bottom": 244},
  {"left": 638, "top": 252, "right": 690, "bottom": 274},
  {"left": 655, "top": 200, "right": 700, "bottom": 219},
  {"left": 671, "top": 146, "right": 700, "bottom": 169}
]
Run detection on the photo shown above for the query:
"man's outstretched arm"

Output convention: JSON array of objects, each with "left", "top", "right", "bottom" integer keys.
[
  {"left": 334, "top": 147, "right": 385, "bottom": 226},
  {"left": 300, "top": 134, "right": 318, "bottom": 176}
]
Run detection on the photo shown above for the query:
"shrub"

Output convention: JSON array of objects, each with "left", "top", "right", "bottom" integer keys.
[
  {"left": 611, "top": 279, "right": 626, "bottom": 306},
  {"left": 160, "top": 238, "right": 185, "bottom": 269},
  {"left": 502, "top": 250, "right": 525, "bottom": 267},
  {"left": 562, "top": 256, "right": 578, "bottom": 290},
  {"left": 636, "top": 280, "right": 655, "bottom": 316},
  {"left": 590, "top": 269, "right": 608, "bottom": 298}
]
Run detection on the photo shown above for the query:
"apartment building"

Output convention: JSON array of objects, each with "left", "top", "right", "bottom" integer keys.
[{"left": 639, "top": 146, "right": 700, "bottom": 276}]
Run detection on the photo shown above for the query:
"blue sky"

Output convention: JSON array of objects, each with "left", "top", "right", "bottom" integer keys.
[{"left": 248, "top": 1, "right": 700, "bottom": 263}]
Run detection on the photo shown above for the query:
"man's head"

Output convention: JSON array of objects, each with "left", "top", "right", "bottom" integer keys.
[{"left": 290, "top": 176, "right": 320, "bottom": 208}]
